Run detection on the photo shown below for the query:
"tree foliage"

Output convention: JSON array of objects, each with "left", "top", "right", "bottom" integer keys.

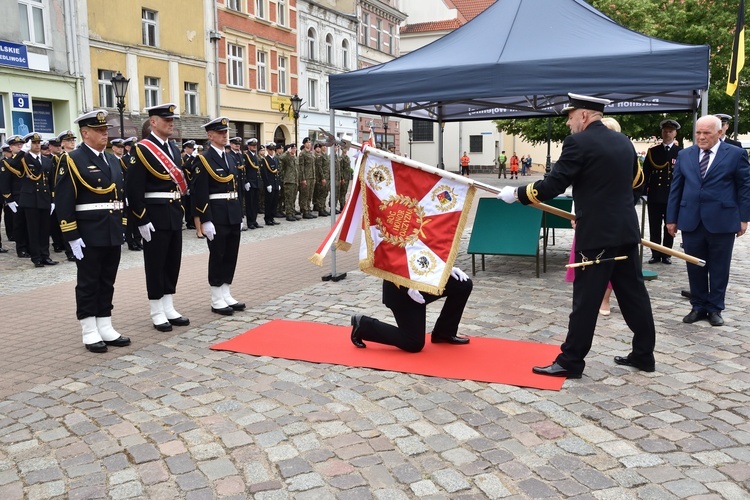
[{"left": 494, "top": 0, "right": 747, "bottom": 143}]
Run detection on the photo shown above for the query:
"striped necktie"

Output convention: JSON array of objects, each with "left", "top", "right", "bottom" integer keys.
[{"left": 699, "top": 149, "right": 711, "bottom": 179}]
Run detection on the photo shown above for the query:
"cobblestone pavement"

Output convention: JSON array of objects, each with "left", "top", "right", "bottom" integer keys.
[{"left": 1, "top": 173, "right": 750, "bottom": 499}]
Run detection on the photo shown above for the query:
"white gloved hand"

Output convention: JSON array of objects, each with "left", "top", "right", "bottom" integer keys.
[
  {"left": 69, "top": 238, "right": 85, "bottom": 260},
  {"left": 407, "top": 288, "right": 426, "bottom": 304},
  {"left": 7, "top": 201, "right": 18, "bottom": 213},
  {"left": 138, "top": 222, "right": 155, "bottom": 242},
  {"left": 191, "top": 150, "right": 198, "bottom": 157},
  {"left": 202, "top": 221, "right": 216, "bottom": 241},
  {"left": 50, "top": 203, "right": 55, "bottom": 215},
  {"left": 244, "top": 182, "right": 251, "bottom": 191},
  {"left": 266, "top": 185, "right": 272, "bottom": 193},
  {"left": 21, "top": 142, "right": 30, "bottom": 152},
  {"left": 497, "top": 186, "right": 516, "bottom": 204},
  {"left": 450, "top": 267, "right": 469, "bottom": 282}
]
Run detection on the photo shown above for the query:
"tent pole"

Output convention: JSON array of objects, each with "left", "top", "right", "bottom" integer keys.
[
  {"left": 323, "top": 108, "right": 346, "bottom": 283},
  {"left": 545, "top": 117, "right": 552, "bottom": 176}
]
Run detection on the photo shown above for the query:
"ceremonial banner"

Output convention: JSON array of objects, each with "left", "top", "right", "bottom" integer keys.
[
  {"left": 359, "top": 149, "right": 475, "bottom": 295},
  {"left": 727, "top": 0, "right": 745, "bottom": 96}
]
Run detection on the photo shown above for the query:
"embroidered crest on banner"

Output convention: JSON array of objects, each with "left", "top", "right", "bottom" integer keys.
[
  {"left": 375, "top": 194, "right": 430, "bottom": 248},
  {"left": 409, "top": 250, "right": 437, "bottom": 276},
  {"left": 430, "top": 184, "right": 458, "bottom": 212},
  {"left": 366, "top": 164, "right": 393, "bottom": 191}
]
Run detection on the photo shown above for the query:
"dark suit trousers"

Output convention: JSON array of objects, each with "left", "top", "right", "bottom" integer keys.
[
  {"left": 647, "top": 201, "right": 673, "bottom": 257},
  {"left": 682, "top": 222, "right": 735, "bottom": 313},
  {"left": 264, "top": 190, "right": 279, "bottom": 223},
  {"left": 558, "top": 244, "right": 655, "bottom": 373},
  {"left": 125, "top": 212, "right": 142, "bottom": 247},
  {"left": 2, "top": 205, "right": 13, "bottom": 240},
  {"left": 24, "top": 207, "right": 50, "bottom": 263},
  {"left": 75, "top": 245, "right": 121, "bottom": 319},
  {"left": 358, "top": 277, "right": 473, "bottom": 353},
  {"left": 13, "top": 207, "right": 28, "bottom": 255},
  {"left": 245, "top": 187, "right": 259, "bottom": 224},
  {"left": 206, "top": 223, "right": 240, "bottom": 286},
  {"left": 142, "top": 229, "right": 182, "bottom": 299}
]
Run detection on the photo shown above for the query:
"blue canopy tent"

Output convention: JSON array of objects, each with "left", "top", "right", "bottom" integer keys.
[{"left": 329, "top": 0, "right": 710, "bottom": 121}]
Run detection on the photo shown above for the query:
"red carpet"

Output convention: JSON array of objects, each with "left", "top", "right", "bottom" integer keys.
[{"left": 211, "top": 320, "right": 565, "bottom": 390}]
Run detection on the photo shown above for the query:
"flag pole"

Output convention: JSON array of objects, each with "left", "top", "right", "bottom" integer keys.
[{"left": 318, "top": 129, "right": 705, "bottom": 267}]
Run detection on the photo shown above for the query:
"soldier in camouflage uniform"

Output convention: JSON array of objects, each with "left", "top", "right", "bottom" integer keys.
[
  {"left": 313, "top": 142, "right": 330, "bottom": 216},
  {"left": 337, "top": 145, "right": 353, "bottom": 212},
  {"left": 297, "top": 137, "right": 316, "bottom": 219},
  {"left": 280, "top": 144, "right": 300, "bottom": 221}
]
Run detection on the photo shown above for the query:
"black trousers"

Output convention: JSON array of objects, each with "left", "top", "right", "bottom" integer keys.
[
  {"left": 2, "top": 205, "right": 13, "bottom": 240},
  {"left": 13, "top": 207, "right": 28, "bottom": 255},
  {"left": 264, "top": 189, "right": 279, "bottom": 223},
  {"left": 24, "top": 207, "right": 50, "bottom": 264},
  {"left": 142, "top": 229, "right": 182, "bottom": 299},
  {"left": 647, "top": 201, "right": 673, "bottom": 257},
  {"left": 245, "top": 187, "right": 260, "bottom": 225},
  {"left": 75, "top": 245, "right": 121, "bottom": 319},
  {"left": 358, "top": 277, "right": 473, "bottom": 353},
  {"left": 558, "top": 244, "right": 656, "bottom": 373},
  {"left": 50, "top": 211, "right": 65, "bottom": 250},
  {"left": 125, "top": 212, "right": 142, "bottom": 247},
  {"left": 183, "top": 194, "right": 194, "bottom": 227},
  {"left": 207, "top": 223, "right": 240, "bottom": 286}
]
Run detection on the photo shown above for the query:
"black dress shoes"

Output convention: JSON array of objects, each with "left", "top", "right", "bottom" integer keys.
[
  {"left": 168, "top": 316, "right": 190, "bottom": 326},
  {"left": 104, "top": 336, "right": 131, "bottom": 347},
  {"left": 708, "top": 312, "right": 724, "bottom": 326},
  {"left": 532, "top": 362, "right": 582, "bottom": 379},
  {"left": 614, "top": 355, "right": 655, "bottom": 372},
  {"left": 128, "top": 244, "right": 142, "bottom": 251},
  {"left": 681, "top": 289, "right": 691, "bottom": 299},
  {"left": 350, "top": 314, "right": 366, "bottom": 348},
  {"left": 153, "top": 322, "right": 173, "bottom": 332},
  {"left": 211, "top": 306, "right": 234, "bottom": 316},
  {"left": 662, "top": 256, "right": 672, "bottom": 264},
  {"left": 0, "top": 247, "right": 7, "bottom": 253},
  {"left": 18, "top": 252, "right": 31, "bottom": 258},
  {"left": 228, "top": 302, "right": 245, "bottom": 311},
  {"left": 648, "top": 257, "right": 660, "bottom": 264},
  {"left": 431, "top": 334, "right": 470, "bottom": 345},
  {"left": 34, "top": 262, "right": 44, "bottom": 268},
  {"left": 41, "top": 258, "right": 58, "bottom": 266},
  {"left": 53, "top": 246, "right": 64, "bottom": 253},
  {"left": 683, "top": 310, "right": 707, "bottom": 324},
  {"left": 66, "top": 254, "right": 76, "bottom": 262},
  {"left": 85, "top": 341, "right": 108, "bottom": 353},
  {"left": 252, "top": 222, "right": 262, "bottom": 229}
]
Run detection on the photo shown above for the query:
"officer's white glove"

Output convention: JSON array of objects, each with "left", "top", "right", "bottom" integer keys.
[
  {"left": 450, "top": 267, "right": 469, "bottom": 282},
  {"left": 138, "top": 222, "right": 155, "bottom": 242},
  {"left": 244, "top": 182, "right": 251, "bottom": 191},
  {"left": 69, "top": 238, "right": 85, "bottom": 260},
  {"left": 191, "top": 151, "right": 198, "bottom": 157},
  {"left": 50, "top": 203, "right": 55, "bottom": 215},
  {"left": 497, "top": 186, "right": 516, "bottom": 204},
  {"left": 21, "top": 142, "right": 30, "bottom": 153},
  {"left": 202, "top": 221, "right": 216, "bottom": 241},
  {"left": 266, "top": 185, "right": 272, "bottom": 193},
  {"left": 407, "top": 288, "right": 426, "bottom": 304},
  {"left": 7, "top": 201, "right": 18, "bottom": 213}
]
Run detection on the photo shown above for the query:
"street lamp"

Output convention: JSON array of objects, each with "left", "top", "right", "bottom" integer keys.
[
  {"left": 290, "top": 94, "right": 303, "bottom": 148},
  {"left": 110, "top": 71, "right": 130, "bottom": 140},
  {"left": 382, "top": 115, "right": 389, "bottom": 151},
  {"left": 407, "top": 129, "right": 413, "bottom": 158}
]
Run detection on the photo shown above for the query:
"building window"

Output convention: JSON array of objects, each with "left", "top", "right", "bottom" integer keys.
[
  {"left": 307, "top": 28, "right": 317, "bottom": 61},
  {"left": 227, "top": 0, "right": 241, "bottom": 11},
  {"left": 376, "top": 19, "right": 382, "bottom": 51},
  {"left": 469, "top": 135, "right": 483, "bottom": 153},
  {"left": 361, "top": 13, "right": 369, "bottom": 45},
  {"left": 227, "top": 43, "right": 244, "bottom": 87},
  {"left": 257, "top": 51, "right": 267, "bottom": 91},
  {"left": 388, "top": 25, "right": 394, "bottom": 55},
  {"left": 255, "top": 0, "right": 265, "bottom": 19},
  {"left": 276, "top": 0, "right": 286, "bottom": 26},
  {"left": 325, "top": 34, "right": 333, "bottom": 65},
  {"left": 184, "top": 82, "right": 198, "bottom": 115},
  {"left": 342, "top": 40, "right": 349, "bottom": 69},
  {"left": 307, "top": 79, "right": 318, "bottom": 109},
  {"left": 142, "top": 9, "right": 158, "bottom": 47},
  {"left": 278, "top": 56, "right": 287, "bottom": 95},
  {"left": 98, "top": 70, "right": 116, "bottom": 108},
  {"left": 144, "top": 77, "right": 160, "bottom": 109},
  {"left": 18, "top": 0, "right": 48, "bottom": 45},
  {"left": 412, "top": 119, "right": 433, "bottom": 142}
]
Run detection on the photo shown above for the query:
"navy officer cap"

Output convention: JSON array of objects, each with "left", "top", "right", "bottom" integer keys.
[
  {"left": 110, "top": 138, "right": 125, "bottom": 147},
  {"left": 74, "top": 109, "right": 110, "bottom": 129},
  {"left": 23, "top": 132, "right": 44, "bottom": 142},
  {"left": 202, "top": 116, "right": 230, "bottom": 132},
  {"left": 1, "top": 142, "right": 9, "bottom": 151},
  {"left": 124, "top": 136, "right": 137, "bottom": 146},
  {"left": 715, "top": 113, "right": 733, "bottom": 123},
  {"left": 229, "top": 136, "right": 243, "bottom": 144},
  {"left": 561, "top": 93, "right": 611, "bottom": 114},
  {"left": 182, "top": 140, "right": 196, "bottom": 148},
  {"left": 660, "top": 119, "right": 681, "bottom": 130},
  {"left": 48, "top": 138, "right": 61, "bottom": 146},
  {"left": 246, "top": 138, "right": 258, "bottom": 146},
  {"left": 56, "top": 129, "right": 76, "bottom": 141},
  {"left": 146, "top": 103, "right": 177, "bottom": 118},
  {"left": 6, "top": 135, "right": 24, "bottom": 145}
]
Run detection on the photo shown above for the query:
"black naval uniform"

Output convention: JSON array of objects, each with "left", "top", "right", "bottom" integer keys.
[
  {"left": 193, "top": 146, "right": 243, "bottom": 288},
  {"left": 516, "top": 120, "right": 655, "bottom": 375},
  {"left": 19, "top": 151, "right": 54, "bottom": 266},
  {"left": 56, "top": 145, "right": 126, "bottom": 319},
  {"left": 243, "top": 148, "right": 262, "bottom": 228},
  {"left": 121, "top": 149, "right": 143, "bottom": 250},
  {"left": 260, "top": 152, "right": 281, "bottom": 225},
  {"left": 126, "top": 134, "right": 185, "bottom": 300},
  {"left": 182, "top": 152, "right": 196, "bottom": 229},
  {"left": 643, "top": 142, "right": 681, "bottom": 260},
  {"left": 1, "top": 152, "right": 29, "bottom": 256}
]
